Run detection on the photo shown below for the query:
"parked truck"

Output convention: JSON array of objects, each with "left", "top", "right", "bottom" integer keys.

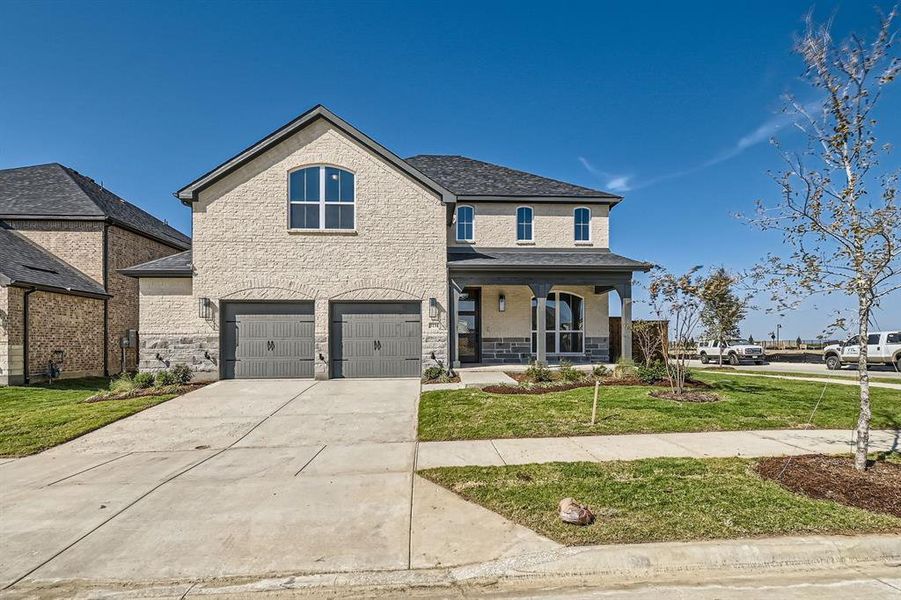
[
  {"left": 697, "top": 339, "right": 766, "bottom": 365},
  {"left": 822, "top": 331, "right": 901, "bottom": 371}
]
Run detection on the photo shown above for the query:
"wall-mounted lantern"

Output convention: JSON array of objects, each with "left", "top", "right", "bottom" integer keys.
[
  {"left": 429, "top": 297, "right": 438, "bottom": 319},
  {"left": 498, "top": 293, "right": 506, "bottom": 312},
  {"left": 198, "top": 297, "right": 213, "bottom": 320}
]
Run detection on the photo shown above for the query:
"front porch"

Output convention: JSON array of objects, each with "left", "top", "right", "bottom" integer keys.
[{"left": 447, "top": 248, "right": 652, "bottom": 369}]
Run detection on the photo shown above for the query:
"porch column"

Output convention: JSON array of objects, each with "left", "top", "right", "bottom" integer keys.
[
  {"left": 450, "top": 281, "right": 462, "bottom": 369},
  {"left": 529, "top": 282, "right": 553, "bottom": 365},
  {"left": 615, "top": 281, "right": 633, "bottom": 363}
]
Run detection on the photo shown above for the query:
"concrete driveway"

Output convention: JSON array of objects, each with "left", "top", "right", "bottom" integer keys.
[{"left": 0, "top": 379, "right": 553, "bottom": 592}]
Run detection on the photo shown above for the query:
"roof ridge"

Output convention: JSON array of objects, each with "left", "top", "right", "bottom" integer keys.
[{"left": 56, "top": 164, "right": 110, "bottom": 216}]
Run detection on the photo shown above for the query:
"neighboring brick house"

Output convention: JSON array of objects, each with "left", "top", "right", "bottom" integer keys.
[
  {"left": 122, "top": 105, "right": 650, "bottom": 381},
  {"left": 0, "top": 164, "right": 190, "bottom": 384}
]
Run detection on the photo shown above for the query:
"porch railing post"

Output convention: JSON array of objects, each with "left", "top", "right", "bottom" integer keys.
[
  {"left": 615, "top": 281, "right": 633, "bottom": 363},
  {"left": 450, "top": 281, "right": 461, "bottom": 369},
  {"left": 529, "top": 282, "right": 553, "bottom": 365}
]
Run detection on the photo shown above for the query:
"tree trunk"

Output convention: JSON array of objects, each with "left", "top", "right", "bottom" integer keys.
[{"left": 854, "top": 303, "right": 872, "bottom": 471}]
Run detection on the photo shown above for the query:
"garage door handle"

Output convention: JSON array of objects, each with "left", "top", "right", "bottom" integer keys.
[{"left": 376, "top": 340, "right": 382, "bottom": 351}]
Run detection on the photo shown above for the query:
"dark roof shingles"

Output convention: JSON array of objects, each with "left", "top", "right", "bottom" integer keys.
[
  {"left": 447, "top": 247, "right": 652, "bottom": 271},
  {"left": 0, "top": 226, "right": 108, "bottom": 296},
  {"left": 405, "top": 155, "right": 619, "bottom": 199},
  {"left": 0, "top": 163, "right": 190, "bottom": 249},
  {"left": 120, "top": 250, "right": 192, "bottom": 276}
]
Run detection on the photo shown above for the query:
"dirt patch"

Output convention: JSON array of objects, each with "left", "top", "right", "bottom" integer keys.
[
  {"left": 423, "top": 375, "right": 461, "bottom": 384},
  {"left": 649, "top": 389, "right": 721, "bottom": 403},
  {"left": 84, "top": 384, "right": 206, "bottom": 403},
  {"left": 756, "top": 454, "right": 901, "bottom": 517}
]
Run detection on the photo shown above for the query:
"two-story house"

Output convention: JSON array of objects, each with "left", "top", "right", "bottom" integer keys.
[
  {"left": 122, "top": 105, "right": 650, "bottom": 381},
  {"left": 0, "top": 163, "right": 190, "bottom": 384}
]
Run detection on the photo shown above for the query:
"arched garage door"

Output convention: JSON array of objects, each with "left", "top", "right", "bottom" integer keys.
[
  {"left": 330, "top": 302, "right": 421, "bottom": 378},
  {"left": 222, "top": 302, "right": 315, "bottom": 378}
]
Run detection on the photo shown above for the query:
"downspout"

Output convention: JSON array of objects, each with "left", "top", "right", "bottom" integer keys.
[
  {"left": 22, "top": 287, "right": 36, "bottom": 385},
  {"left": 102, "top": 223, "right": 109, "bottom": 377}
]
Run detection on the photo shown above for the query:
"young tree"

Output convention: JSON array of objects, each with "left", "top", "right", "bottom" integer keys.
[
  {"left": 749, "top": 9, "right": 900, "bottom": 471},
  {"left": 647, "top": 267, "right": 705, "bottom": 396},
  {"left": 633, "top": 320, "right": 665, "bottom": 366},
  {"left": 699, "top": 267, "right": 748, "bottom": 365}
]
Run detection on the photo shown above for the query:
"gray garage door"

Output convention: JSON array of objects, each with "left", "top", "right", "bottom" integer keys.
[
  {"left": 330, "top": 302, "right": 421, "bottom": 378},
  {"left": 222, "top": 302, "right": 315, "bottom": 379}
]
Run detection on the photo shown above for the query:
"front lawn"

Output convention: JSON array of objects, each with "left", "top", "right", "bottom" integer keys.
[
  {"left": 418, "top": 457, "right": 901, "bottom": 545},
  {"left": 0, "top": 378, "right": 176, "bottom": 456},
  {"left": 418, "top": 372, "right": 901, "bottom": 441}
]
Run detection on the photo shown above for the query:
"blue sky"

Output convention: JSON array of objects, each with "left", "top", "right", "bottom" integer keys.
[{"left": 2, "top": 0, "right": 898, "bottom": 338}]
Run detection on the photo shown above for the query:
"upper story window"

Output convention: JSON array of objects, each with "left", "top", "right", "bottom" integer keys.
[
  {"left": 456, "top": 205, "right": 474, "bottom": 242},
  {"left": 574, "top": 207, "right": 591, "bottom": 242},
  {"left": 516, "top": 206, "right": 533, "bottom": 241},
  {"left": 289, "top": 166, "right": 355, "bottom": 230}
]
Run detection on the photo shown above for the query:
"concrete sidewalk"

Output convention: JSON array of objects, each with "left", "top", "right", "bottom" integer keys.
[{"left": 417, "top": 428, "right": 900, "bottom": 468}]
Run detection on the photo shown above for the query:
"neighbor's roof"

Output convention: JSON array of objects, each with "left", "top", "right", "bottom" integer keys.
[
  {"left": 0, "top": 163, "right": 190, "bottom": 250},
  {"left": 0, "top": 226, "right": 109, "bottom": 297},
  {"left": 119, "top": 250, "right": 192, "bottom": 277},
  {"left": 175, "top": 104, "right": 456, "bottom": 204},
  {"left": 447, "top": 247, "right": 652, "bottom": 272},
  {"left": 406, "top": 155, "right": 621, "bottom": 203}
]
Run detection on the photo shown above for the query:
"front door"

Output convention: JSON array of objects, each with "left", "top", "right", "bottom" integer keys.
[{"left": 457, "top": 287, "right": 481, "bottom": 363}]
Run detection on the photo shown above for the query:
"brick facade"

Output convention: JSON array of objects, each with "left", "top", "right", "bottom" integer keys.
[
  {"left": 26, "top": 291, "right": 105, "bottom": 380},
  {"left": 0, "top": 286, "right": 25, "bottom": 385},
  {"left": 447, "top": 202, "right": 609, "bottom": 248},
  {"left": 4, "top": 220, "right": 105, "bottom": 284}
]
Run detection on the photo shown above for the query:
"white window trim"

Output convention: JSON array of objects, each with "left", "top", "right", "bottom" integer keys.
[
  {"left": 456, "top": 204, "right": 475, "bottom": 242},
  {"left": 516, "top": 205, "right": 534, "bottom": 242},
  {"left": 287, "top": 165, "right": 357, "bottom": 231},
  {"left": 530, "top": 291, "right": 586, "bottom": 355},
  {"left": 574, "top": 206, "right": 592, "bottom": 243}
]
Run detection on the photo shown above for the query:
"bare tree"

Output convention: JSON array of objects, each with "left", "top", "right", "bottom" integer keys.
[
  {"left": 749, "top": 8, "right": 900, "bottom": 471},
  {"left": 699, "top": 267, "right": 749, "bottom": 366},
  {"left": 633, "top": 320, "right": 666, "bottom": 367},
  {"left": 647, "top": 267, "right": 705, "bottom": 395}
]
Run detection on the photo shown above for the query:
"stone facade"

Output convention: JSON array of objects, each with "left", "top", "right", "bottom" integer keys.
[
  {"left": 448, "top": 202, "right": 609, "bottom": 248},
  {"left": 474, "top": 285, "right": 610, "bottom": 365},
  {"left": 0, "top": 286, "right": 24, "bottom": 385},
  {"left": 139, "top": 120, "right": 449, "bottom": 380},
  {"left": 25, "top": 291, "right": 105, "bottom": 381}
]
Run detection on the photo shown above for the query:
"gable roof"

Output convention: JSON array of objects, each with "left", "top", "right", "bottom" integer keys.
[
  {"left": 406, "top": 155, "right": 621, "bottom": 203},
  {"left": 0, "top": 163, "right": 191, "bottom": 250},
  {"left": 119, "top": 249, "right": 192, "bottom": 277},
  {"left": 0, "top": 225, "right": 109, "bottom": 297},
  {"left": 175, "top": 104, "right": 456, "bottom": 204}
]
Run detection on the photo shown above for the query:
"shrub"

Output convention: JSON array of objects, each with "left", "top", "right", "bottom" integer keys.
[
  {"left": 637, "top": 360, "right": 669, "bottom": 385},
  {"left": 592, "top": 364, "right": 609, "bottom": 378},
  {"left": 133, "top": 372, "right": 154, "bottom": 388},
  {"left": 558, "top": 359, "right": 582, "bottom": 382},
  {"left": 423, "top": 365, "right": 446, "bottom": 381},
  {"left": 613, "top": 358, "right": 637, "bottom": 379},
  {"left": 171, "top": 363, "right": 192, "bottom": 385},
  {"left": 109, "top": 373, "right": 136, "bottom": 393},
  {"left": 525, "top": 360, "right": 554, "bottom": 383},
  {"left": 154, "top": 369, "right": 177, "bottom": 387}
]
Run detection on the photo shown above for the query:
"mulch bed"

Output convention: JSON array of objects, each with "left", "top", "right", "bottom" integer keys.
[
  {"left": 649, "top": 389, "right": 721, "bottom": 403},
  {"left": 755, "top": 454, "right": 901, "bottom": 517},
  {"left": 486, "top": 373, "right": 712, "bottom": 395},
  {"left": 423, "top": 375, "right": 461, "bottom": 384},
  {"left": 483, "top": 381, "right": 596, "bottom": 395},
  {"left": 84, "top": 384, "right": 206, "bottom": 403}
]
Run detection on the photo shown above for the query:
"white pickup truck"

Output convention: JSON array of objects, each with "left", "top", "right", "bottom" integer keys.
[
  {"left": 822, "top": 331, "right": 901, "bottom": 371},
  {"left": 697, "top": 339, "right": 766, "bottom": 365}
]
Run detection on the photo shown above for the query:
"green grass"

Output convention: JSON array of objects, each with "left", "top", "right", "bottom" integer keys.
[
  {"left": 419, "top": 457, "right": 901, "bottom": 545},
  {"left": 418, "top": 372, "right": 901, "bottom": 441},
  {"left": 0, "top": 378, "right": 176, "bottom": 457}
]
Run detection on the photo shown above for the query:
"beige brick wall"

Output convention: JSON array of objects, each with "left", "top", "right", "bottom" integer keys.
[
  {"left": 26, "top": 291, "right": 104, "bottom": 380},
  {"left": 448, "top": 203, "right": 610, "bottom": 248},
  {"left": 3, "top": 220, "right": 105, "bottom": 283},
  {"left": 1, "top": 286, "right": 25, "bottom": 385},
  {"left": 480, "top": 285, "right": 609, "bottom": 338},
  {"left": 106, "top": 225, "right": 185, "bottom": 373},
  {"left": 141, "top": 119, "right": 448, "bottom": 379}
]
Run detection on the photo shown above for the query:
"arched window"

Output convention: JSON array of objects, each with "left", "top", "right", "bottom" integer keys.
[
  {"left": 456, "top": 205, "right": 474, "bottom": 242},
  {"left": 574, "top": 207, "right": 591, "bottom": 242},
  {"left": 289, "top": 166, "right": 355, "bottom": 230},
  {"left": 531, "top": 292, "right": 585, "bottom": 354},
  {"left": 516, "top": 206, "right": 533, "bottom": 241}
]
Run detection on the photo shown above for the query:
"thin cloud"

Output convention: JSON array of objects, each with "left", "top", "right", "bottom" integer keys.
[{"left": 580, "top": 99, "right": 822, "bottom": 191}]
